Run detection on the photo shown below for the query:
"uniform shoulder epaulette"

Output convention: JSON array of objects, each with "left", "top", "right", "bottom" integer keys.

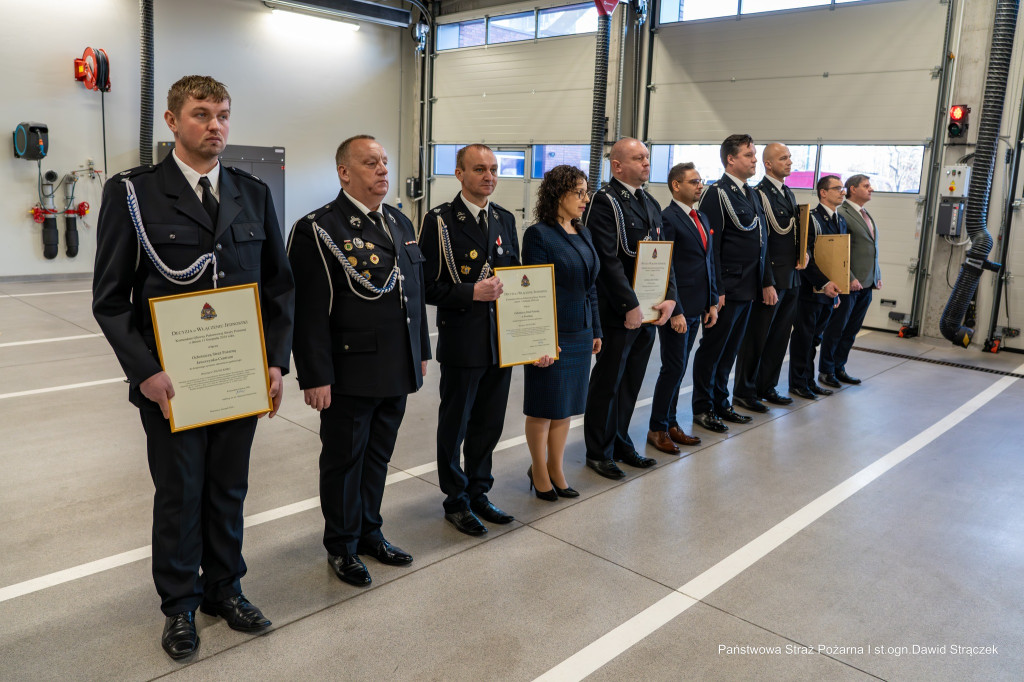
[
  {"left": 116, "top": 164, "right": 157, "bottom": 178},
  {"left": 490, "top": 202, "right": 514, "bottom": 220},
  {"left": 301, "top": 202, "right": 334, "bottom": 222},
  {"left": 430, "top": 201, "right": 453, "bottom": 216},
  {"left": 224, "top": 165, "right": 268, "bottom": 186}
]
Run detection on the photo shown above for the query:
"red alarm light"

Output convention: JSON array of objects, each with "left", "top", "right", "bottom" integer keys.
[{"left": 950, "top": 105, "right": 966, "bottom": 121}]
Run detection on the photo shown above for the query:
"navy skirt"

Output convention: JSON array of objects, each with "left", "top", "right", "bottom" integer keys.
[{"left": 523, "top": 328, "right": 594, "bottom": 419}]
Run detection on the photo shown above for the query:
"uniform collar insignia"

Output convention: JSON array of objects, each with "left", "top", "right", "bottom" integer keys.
[
  {"left": 388, "top": 212, "right": 396, "bottom": 224},
  {"left": 491, "top": 210, "right": 498, "bottom": 222},
  {"left": 456, "top": 211, "right": 467, "bottom": 221},
  {"left": 620, "top": 189, "right": 631, "bottom": 200},
  {"left": 349, "top": 216, "right": 362, "bottom": 227}
]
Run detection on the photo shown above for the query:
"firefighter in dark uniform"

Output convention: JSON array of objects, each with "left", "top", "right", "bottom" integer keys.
[
  {"left": 692, "top": 134, "right": 770, "bottom": 434},
  {"left": 582, "top": 138, "right": 677, "bottom": 480},
  {"left": 92, "top": 76, "right": 294, "bottom": 661},
  {"left": 733, "top": 143, "right": 807, "bottom": 411},
  {"left": 288, "top": 135, "right": 430, "bottom": 587},
  {"left": 419, "top": 144, "right": 521, "bottom": 536}
]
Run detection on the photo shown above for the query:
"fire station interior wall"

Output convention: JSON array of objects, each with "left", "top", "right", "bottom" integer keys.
[
  {"left": 645, "top": 0, "right": 947, "bottom": 333},
  {"left": 0, "top": 0, "right": 404, "bottom": 279}
]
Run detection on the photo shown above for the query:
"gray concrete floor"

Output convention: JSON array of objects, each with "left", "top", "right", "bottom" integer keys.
[{"left": 2, "top": 277, "right": 1022, "bottom": 681}]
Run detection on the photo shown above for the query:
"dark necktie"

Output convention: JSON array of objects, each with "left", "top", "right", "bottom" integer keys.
[
  {"left": 478, "top": 211, "right": 487, "bottom": 237},
  {"left": 198, "top": 176, "right": 218, "bottom": 226},
  {"left": 635, "top": 188, "right": 645, "bottom": 203},
  {"left": 369, "top": 211, "right": 392, "bottom": 243}
]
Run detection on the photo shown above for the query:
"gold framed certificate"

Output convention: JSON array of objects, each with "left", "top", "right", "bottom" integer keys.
[
  {"left": 814, "top": 234, "right": 851, "bottom": 295},
  {"left": 149, "top": 283, "right": 272, "bottom": 432},
  {"left": 797, "top": 204, "right": 810, "bottom": 265},
  {"left": 632, "top": 241, "right": 674, "bottom": 323},
  {"left": 494, "top": 264, "right": 559, "bottom": 368}
]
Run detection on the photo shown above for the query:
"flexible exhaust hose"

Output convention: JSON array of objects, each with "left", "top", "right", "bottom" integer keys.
[
  {"left": 588, "top": 12, "right": 611, "bottom": 186},
  {"left": 139, "top": 0, "right": 155, "bottom": 165},
  {"left": 940, "top": 0, "right": 1019, "bottom": 346}
]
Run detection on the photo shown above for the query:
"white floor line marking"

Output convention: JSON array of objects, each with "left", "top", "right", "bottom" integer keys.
[
  {"left": 0, "top": 378, "right": 125, "bottom": 401},
  {"left": 534, "top": 361, "right": 1024, "bottom": 682},
  {"left": 0, "top": 289, "right": 91, "bottom": 298},
  {"left": 0, "top": 333, "right": 103, "bottom": 349}
]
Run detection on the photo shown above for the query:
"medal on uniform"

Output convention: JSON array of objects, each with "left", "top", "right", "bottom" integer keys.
[
  {"left": 496, "top": 235, "right": 503, "bottom": 255},
  {"left": 370, "top": 254, "right": 380, "bottom": 265},
  {"left": 469, "top": 249, "right": 478, "bottom": 260},
  {"left": 353, "top": 237, "right": 364, "bottom": 248},
  {"left": 366, "top": 242, "right": 375, "bottom": 250},
  {"left": 348, "top": 256, "right": 358, "bottom": 266},
  {"left": 344, "top": 241, "right": 353, "bottom": 251},
  {"left": 461, "top": 265, "right": 471, "bottom": 275},
  {"left": 362, "top": 270, "right": 371, "bottom": 278}
]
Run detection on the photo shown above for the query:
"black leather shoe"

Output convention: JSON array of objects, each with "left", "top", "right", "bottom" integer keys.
[
  {"left": 357, "top": 538, "right": 413, "bottom": 566},
  {"left": 614, "top": 450, "right": 657, "bottom": 468},
  {"left": 693, "top": 411, "right": 728, "bottom": 433},
  {"left": 718, "top": 407, "right": 752, "bottom": 424},
  {"left": 809, "top": 382, "right": 834, "bottom": 396},
  {"left": 471, "top": 500, "right": 514, "bottom": 524},
  {"left": 835, "top": 368, "right": 861, "bottom": 384},
  {"left": 586, "top": 458, "right": 626, "bottom": 479},
  {"left": 328, "top": 554, "right": 372, "bottom": 586},
  {"left": 790, "top": 386, "right": 817, "bottom": 400},
  {"left": 817, "top": 372, "right": 841, "bottom": 389},
  {"left": 761, "top": 389, "right": 793, "bottom": 405},
  {"left": 162, "top": 611, "right": 199, "bottom": 660},
  {"left": 733, "top": 396, "right": 769, "bottom": 413},
  {"left": 552, "top": 483, "right": 580, "bottom": 498},
  {"left": 445, "top": 510, "right": 488, "bottom": 536},
  {"left": 200, "top": 594, "right": 271, "bottom": 633}
]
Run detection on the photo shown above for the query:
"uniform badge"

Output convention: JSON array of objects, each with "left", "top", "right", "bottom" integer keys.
[
  {"left": 620, "top": 189, "right": 631, "bottom": 200},
  {"left": 433, "top": 207, "right": 442, "bottom": 214},
  {"left": 469, "top": 249, "right": 478, "bottom": 260},
  {"left": 344, "top": 242, "right": 353, "bottom": 251},
  {"left": 348, "top": 256, "right": 358, "bottom": 266},
  {"left": 456, "top": 211, "right": 467, "bottom": 221},
  {"left": 366, "top": 242, "right": 375, "bottom": 250},
  {"left": 388, "top": 213, "right": 396, "bottom": 224},
  {"left": 307, "top": 213, "right": 316, "bottom": 219},
  {"left": 362, "top": 270, "right": 371, "bottom": 278},
  {"left": 349, "top": 216, "right": 362, "bottom": 228},
  {"left": 370, "top": 254, "right": 380, "bottom": 265},
  {"left": 461, "top": 265, "right": 472, "bottom": 275},
  {"left": 353, "top": 237, "right": 364, "bottom": 249},
  {"left": 497, "top": 247, "right": 504, "bottom": 255},
  {"left": 491, "top": 210, "right": 498, "bottom": 222},
  {"left": 200, "top": 302, "right": 217, "bottom": 320}
]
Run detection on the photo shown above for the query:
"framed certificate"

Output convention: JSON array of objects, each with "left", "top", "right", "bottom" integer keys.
[
  {"left": 632, "top": 240, "right": 674, "bottom": 323},
  {"left": 814, "top": 234, "right": 851, "bottom": 295},
  {"left": 494, "top": 264, "right": 559, "bottom": 368},
  {"left": 149, "top": 283, "right": 272, "bottom": 432},
  {"left": 796, "top": 204, "right": 810, "bottom": 266}
]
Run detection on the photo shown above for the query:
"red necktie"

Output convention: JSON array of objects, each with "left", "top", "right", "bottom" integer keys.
[{"left": 690, "top": 209, "right": 708, "bottom": 250}]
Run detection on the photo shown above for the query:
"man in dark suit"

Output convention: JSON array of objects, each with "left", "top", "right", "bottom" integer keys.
[
  {"left": 582, "top": 137, "right": 676, "bottom": 479},
  {"left": 788, "top": 176, "right": 845, "bottom": 400},
  {"left": 419, "top": 144, "right": 521, "bottom": 536},
  {"left": 691, "top": 134, "right": 770, "bottom": 434},
  {"left": 733, "top": 143, "right": 806, "bottom": 412},
  {"left": 647, "top": 162, "right": 717, "bottom": 454},
  {"left": 288, "top": 135, "right": 429, "bottom": 587},
  {"left": 819, "top": 174, "right": 882, "bottom": 387},
  {"left": 92, "top": 75, "right": 294, "bottom": 660}
]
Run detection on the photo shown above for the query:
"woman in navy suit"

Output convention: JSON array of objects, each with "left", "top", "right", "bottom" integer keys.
[{"left": 522, "top": 165, "right": 602, "bottom": 500}]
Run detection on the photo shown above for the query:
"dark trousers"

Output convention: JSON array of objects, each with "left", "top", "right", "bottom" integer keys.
[
  {"left": 584, "top": 324, "right": 655, "bottom": 461},
  {"left": 733, "top": 287, "right": 799, "bottom": 399},
  {"left": 820, "top": 288, "right": 873, "bottom": 375},
  {"left": 436, "top": 363, "right": 512, "bottom": 514},
  {"left": 691, "top": 300, "right": 752, "bottom": 415},
  {"left": 789, "top": 295, "right": 834, "bottom": 390},
  {"left": 140, "top": 408, "right": 257, "bottom": 616},
  {"left": 649, "top": 314, "right": 700, "bottom": 432},
  {"left": 320, "top": 393, "right": 407, "bottom": 556}
]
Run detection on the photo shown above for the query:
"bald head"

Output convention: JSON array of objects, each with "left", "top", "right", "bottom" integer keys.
[
  {"left": 763, "top": 142, "right": 792, "bottom": 181},
  {"left": 609, "top": 138, "right": 651, "bottom": 187}
]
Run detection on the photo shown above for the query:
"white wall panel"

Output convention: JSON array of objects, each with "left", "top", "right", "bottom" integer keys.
[{"left": 433, "top": 36, "right": 598, "bottom": 143}]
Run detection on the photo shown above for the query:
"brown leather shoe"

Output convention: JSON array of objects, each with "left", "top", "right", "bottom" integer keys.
[
  {"left": 668, "top": 426, "right": 701, "bottom": 446},
  {"left": 646, "top": 430, "right": 680, "bottom": 454}
]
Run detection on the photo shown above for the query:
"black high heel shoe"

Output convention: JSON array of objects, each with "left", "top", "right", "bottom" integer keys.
[
  {"left": 552, "top": 483, "right": 580, "bottom": 498},
  {"left": 527, "top": 466, "right": 558, "bottom": 502}
]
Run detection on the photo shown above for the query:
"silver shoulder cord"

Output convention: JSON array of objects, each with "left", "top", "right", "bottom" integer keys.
[
  {"left": 810, "top": 212, "right": 824, "bottom": 236},
  {"left": 436, "top": 214, "right": 492, "bottom": 284},
  {"left": 311, "top": 220, "right": 404, "bottom": 305},
  {"left": 718, "top": 184, "right": 764, "bottom": 247},
  {"left": 604, "top": 191, "right": 648, "bottom": 259},
  {"left": 758, "top": 188, "right": 795, "bottom": 238},
  {"left": 124, "top": 178, "right": 219, "bottom": 288}
]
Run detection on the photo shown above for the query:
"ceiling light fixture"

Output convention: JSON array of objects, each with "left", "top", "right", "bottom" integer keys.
[{"left": 263, "top": 0, "right": 411, "bottom": 29}]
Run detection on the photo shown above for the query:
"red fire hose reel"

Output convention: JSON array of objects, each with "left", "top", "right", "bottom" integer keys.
[{"left": 74, "top": 48, "right": 111, "bottom": 92}]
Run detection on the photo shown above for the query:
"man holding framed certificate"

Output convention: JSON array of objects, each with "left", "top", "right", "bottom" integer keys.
[
  {"left": 92, "top": 76, "right": 294, "bottom": 660},
  {"left": 582, "top": 138, "right": 677, "bottom": 480}
]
